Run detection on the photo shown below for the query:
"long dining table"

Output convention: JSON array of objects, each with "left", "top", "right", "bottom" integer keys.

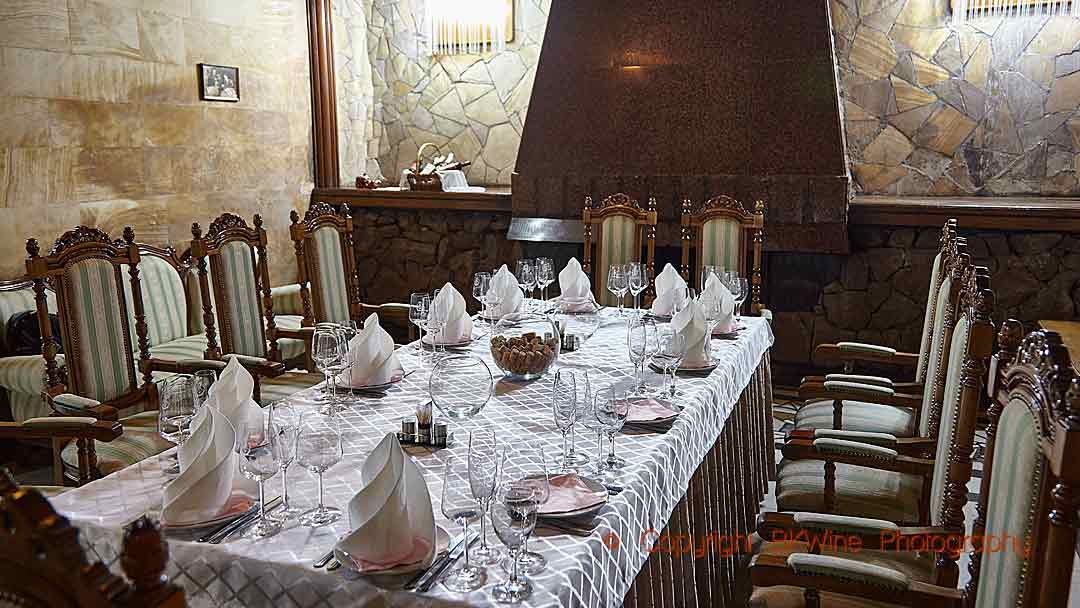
[{"left": 53, "top": 309, "right": 775, "bottom": 608}]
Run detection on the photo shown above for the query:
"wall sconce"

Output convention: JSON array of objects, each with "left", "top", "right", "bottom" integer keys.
[{"left": 427, "top": 0, "right": 514, "bottom": 55}]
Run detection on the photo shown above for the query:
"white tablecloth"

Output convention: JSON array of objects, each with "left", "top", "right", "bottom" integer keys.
[{"left": 53, "top": 311, "right": 773, "bottom": 608}]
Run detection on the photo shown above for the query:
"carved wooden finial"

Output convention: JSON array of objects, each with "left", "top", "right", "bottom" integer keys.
[
  {"left": 290, "top": 210, "right": 300, "bottom": 225},
  {"left": 26, "top": 238, "right": 40, "bottom": 258},
  {"left": 340, "top": 205, "right": 353, "bottom": 220},
  {"left": 121, "top": 516, "right": 170, "bottom": 598},
  {"left": 253, "top": 214, "right": 263, "bottom": 229},
  {"left": 191, "top": 223, "right": 202, "bottom": 239},
  {"left": 584, "top": 195, "right": 593, "bottom": 209},
  {"left": 647, "top": 196, "right": 657, "bottom": 212},
  {"left": 998, "top": 319, "right": 1025, "bottom": 355},
  {"left": 754, "top": 199, "right": 766, "bottom": 214},
  {"left": 122, "top": 226, "right": 135, "bottom": 244}
]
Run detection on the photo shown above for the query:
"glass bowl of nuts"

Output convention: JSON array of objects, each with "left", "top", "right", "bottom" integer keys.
[{"left": 489, "top": 312, "right": 561, "bottom": 381}]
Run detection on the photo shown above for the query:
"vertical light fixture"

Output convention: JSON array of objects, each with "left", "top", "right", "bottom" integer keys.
[
  {"left": 953, "top": 0, "right": 1079, "bottom": 23},
  {"left": 427, "top": 0, "right": 510, "bottom": 55}
]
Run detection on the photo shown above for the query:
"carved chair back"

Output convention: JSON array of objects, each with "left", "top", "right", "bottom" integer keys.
[
  {"left": 189, "top": 214, "right": 276, "bottom": 362},
  {"left": 964, "top": 329, "right": 1080, "bottom": 608},
  {"left": 913, "top": 220, "right": 957, "bottom": 385},
  {"left": 0, "top": 469, "right": 185, "bottom": 607},
  {"left": 680, "top": 196, "right": 767, "bottom": 314},
  {"left": 0, "top": 278, "right": 57, "bottom": 358},
  {"left": 289, "top": 203, "right": 360, "bottom": 326},
  {"left": 25, "top": 227, "right": 152, "bottom": 411},
  {"left": 582, "top": 193, "right": 658, "bottom": 306}
]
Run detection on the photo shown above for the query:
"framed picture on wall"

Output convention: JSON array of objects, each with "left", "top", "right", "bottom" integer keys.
[{"left": 198, "top": 64, "right": 240, "bottom": 102}]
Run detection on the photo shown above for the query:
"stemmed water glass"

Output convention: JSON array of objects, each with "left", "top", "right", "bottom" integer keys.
[
  {"left": 552, "top": 369, "right": 579, "bottom": 471},
  {"left": 158, "top": 375, "right": 194, "bottom": 476},
  {"left": 313, "top": 325, "right": 347, "bottom": 413},
  {"left": 596, "top": 387, "right": 630, "bottom": 471},
  {"left": 536, "top": 258, "right": 555, "bottom": 304},
  {"left": 297, "top": 412, "right": 343, "bottom": 526},
  {"left": 578, "top": 380, "right": 607, "bottom": 474},
  {"left": 607, "top": 264, "right": 628, "bottom": 315},
  {"left": 430, "top": 355, "right": 495, "bottom": 421},
  {"left": 192, "top": 370, "right": 216, "bottom": 414},
  {"left": 469, "top": 430, "right": 505, "bottom": 567},
  {"left": 410, "top": 291, "right": 430, "bottom": 360},
  {"left": 503, "top": 441, "right": 550, "bottom": 576},
  {"left": 515, "top": 260, "right": 536, "bottom": 312},
  {"left": 269, "top": 401, "right": 304, "bottom": 522},
  {"left": 626, "top": 262, "right": 647, "bottom": 316},
  {"left": 442, "top": 455, "right": 486, "bottom": 591},
  {"left": 627, "top": 318, "right": 656, "bottom": 394},
  {"left": 490, "top": 482, "right": 539, "bottom": 604},
  {"left": 428, "top": 291, "right": 451, "bottom": 361},
  {"left": 238, "top": 413, "right": 283, "bottom": 538},
  {"left": 653, "top": 327, "right": 687, "bottom": 398},
  {"left": 473, "top": 272, "right": 491, "bottom": 335}
]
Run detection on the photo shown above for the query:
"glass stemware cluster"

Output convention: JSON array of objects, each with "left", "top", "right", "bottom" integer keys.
[
  {"left": 551, "top": 369, "right": 590, "bottom": 471},
  {"left": 410, "top": 290, "right": 455, "bottom": 364},
  {"left": 627, "top": 317, "right": 658, "bottom": 394},
  {"left": 158, "top": 371, "right": 220, "bottom": 477},
  {"left": 313, "top": 323, "right": 350, "bottom": 413}
]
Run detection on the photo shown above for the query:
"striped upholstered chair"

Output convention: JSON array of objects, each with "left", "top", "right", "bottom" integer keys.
[
  {"left": 190, "top": 214, "right": 321, "bottom": 404},
  {"left": 581, "top": 193, "right": 658, "bottom": 306},
  {"left": 0, "top": 279, "right": 57, "bottom": 422},
  {"left": 23, "top": 226, "right": 224, "bottom": 485},
  {"left": 749, "top": 327, "right": 1079, "bottom": 608},
  {"left": 679, "top": 195, "right": 767, "bottom": 314},
  {"left": 774, "top": 258, "right": 992, "bottom": 527}
]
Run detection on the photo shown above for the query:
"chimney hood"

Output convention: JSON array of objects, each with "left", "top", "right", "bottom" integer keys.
[{"left": 512, "top": 0, "right": 851, "bottom": 253}]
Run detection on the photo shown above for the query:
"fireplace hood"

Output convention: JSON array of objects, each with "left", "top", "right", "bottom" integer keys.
[{"left": 512, "top": 0, "right": 850, "bottom": 252}]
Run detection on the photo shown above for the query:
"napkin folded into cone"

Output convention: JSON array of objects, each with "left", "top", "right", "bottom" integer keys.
[
  {"left": 162, "top": 405, "right": 256, "bottom": 525},
  {"left": 650, "top": 264, "right": 689, "bottom": 317},
  {"left": 671, "top": 298, "right": 711, "bottom": 367},
  {"left": 557, "top": 258, "right": 597, "bottom": 312},
  {"left": 700, "top": 274, "right": 737, "bottom": 335},
  {"left": 337, "top": 313, "right": 404, "bottom": 388},
  {"left": 335, "top": 433, "right": 437, "bottom": 571},
  {"left": 203, "top": 357, "right": 262, "bottom": 435},
  {"left": 430, "top": 282, "right": 473, "bottom": 344},
  {"left": 486, "top": 264, "right": 524, "bottom": 319}
]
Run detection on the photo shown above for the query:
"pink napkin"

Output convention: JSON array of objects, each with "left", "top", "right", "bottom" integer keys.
[
  {"left": 626, "top": 398, "right": 680, "bottom": 423},
  {"left": 347, "top": 535, "right": 434, "bottom": 572},
  {"left": 540, "top": 474, "right": 607, "bottom": 515}
]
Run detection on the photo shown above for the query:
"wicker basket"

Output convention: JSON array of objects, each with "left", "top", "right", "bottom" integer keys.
[{"left": 406, "top": 142, "right": 444, "bottom": 191}]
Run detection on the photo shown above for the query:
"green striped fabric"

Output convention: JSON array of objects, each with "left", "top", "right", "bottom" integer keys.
[
  {"left": 918, "top": 275, "right": 953, "bottom": 437},
  {"left": 975, "top": 399, "right": 1041, "bottom": 608},
  {"left": 186, "top": 266, "right": 217, "bottom": 334},
  {"left": 0, "top": 354, "right": 62, "bottom": 396},
  {"left": 0, "top": 287, "right": 55, "bottom": 353},
  {"left": 274, "top": 314, "right": 307, "bottom": 362},
  {"left": 929, "top": 314, "right": 971, "bottom": 526},
  {"left": 65, "top": 259, "right": 134, "bottom": 402},
  {"left": 148, "top": 333, "right": 208, "bottom": 361},
  {"left": 271, "top": 284, "right": 305, "bottom": 315},
  {"left": 120, "top": 256, "right": 188, "bottom": 349},
  {"left": 60, "top": 410, "right": 171, "bottom": 479},
  {"left": 699, "top": 218, "right": 742, "bottom": 274},
  {"left": 596, "top": 215, "right": 638, "bottom": 306},
  {"left": 312, "top": 227, "right": 350, "bottom": 324},
  {"left": 794, "top": 399, "right": 916, "bottom": 436},
  {"left": 776, "top": 458, "right": 922, "bottom": 523},
  {"left": 8, "top": 390, "right": 48, "bottom": 423},
  {"left": 915, "top": 253, "right": 944, "bottom": 383},
  {"left": 219, "top": 241, "right": 266, "bottom": 358}
]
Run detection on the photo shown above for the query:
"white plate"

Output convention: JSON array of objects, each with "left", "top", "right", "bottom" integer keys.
[
  {"left": 421, "top": 335, "right": 474, "bottom": 347},
  {"left": 162, "top": 491, "right": 256, "bottom": 531},
  {"left": 343, "top": 375, "right": 404, "bottom": 393},
  {"left": 335, "top": 525, "right": 451, "bottom": 576}
]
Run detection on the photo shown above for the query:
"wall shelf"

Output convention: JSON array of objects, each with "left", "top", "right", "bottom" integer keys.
[{"left": 851, "top": 195, "right": 1080, "bottom": 233}]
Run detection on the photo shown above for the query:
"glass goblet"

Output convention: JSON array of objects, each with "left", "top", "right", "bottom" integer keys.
[
  {"left": 269, "top": 401, "right": 304, "bottom": 521},
  {"left": 297, "top": 412, "right": 343, "bottom": 526},
  {"left": 653, "top": 327, "right": 687, "bottom": 398},
  {"left": 626, "top": 262, "right": 647, "bottom": 315},
  {"left": 239, "top": 413, "right": 283, "bottom": 538},
  {"left": 490, "top": 484, "right": 539, "bottom": 604},
  {"left": 552, "top": 369, "right": 579, "bottom": 471},
  {"left": 501, "top": 441, "right": 550, "bottom": 576},
  {"left": 469, "top": 430, "right": 505, "bottom": 566},
  {"left": 607, "top": 265, "right": 627, "bottom": 315},
  {"left": 596, "top": 387, "right": 630, "bottom": 471},
  {"left": 442, "top": 455, "right": 486, "bottom": 592},
  {"left": 409, "top": 291, "right": 430, "bottom": 360}
]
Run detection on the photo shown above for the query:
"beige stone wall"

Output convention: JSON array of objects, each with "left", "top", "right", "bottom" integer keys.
[
  {"left": 835, "top": 0, "right": 1080, "bottom": 195},
  {"left": 0, "top": 0, "right": 313, "bottom": 285},
  {"left": 333, "top": 0, "right": 549, "bottom": 186}
]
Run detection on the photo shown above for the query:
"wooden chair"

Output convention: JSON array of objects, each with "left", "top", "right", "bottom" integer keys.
[
  {"left": 679, "top": 195, "right": 767, "bottom": 314},
  {"left": 288, "top": 203, "right": 412, "bottom": 349},
  {"left": 190, "top": 214, "right": 321, "bottom": 404},
  {"left": 0, "top": 468, "right": 185, "bottom": 607},
  {"left": 23, "top": 227, "right": 223, "bottom": 486},
  {"left": 750, "top": 326, "right": 1080, "bottom": 608},
  {"left": 581, "top": 193, "right": 658, "bottom": 306},
  {"left": 773, "top": 258, "right": 992, "bottom": 528}
]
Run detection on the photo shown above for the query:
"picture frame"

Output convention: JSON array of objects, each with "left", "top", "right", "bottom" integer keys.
[{"left": 198, "top": 63, "right": 240, "bottom": 102}]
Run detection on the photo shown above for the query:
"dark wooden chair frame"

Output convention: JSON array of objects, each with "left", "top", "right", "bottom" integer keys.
[
  {"left": 679, "top": 195, "right": 767, "bottom": 314},
  {"left": 582, "top": 193, "right": 658, "bottom": 301}
]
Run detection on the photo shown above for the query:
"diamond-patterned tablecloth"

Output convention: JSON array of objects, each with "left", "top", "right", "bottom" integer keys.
[{"left": 54, "top": 311, "right": 774, "bottom": 608}]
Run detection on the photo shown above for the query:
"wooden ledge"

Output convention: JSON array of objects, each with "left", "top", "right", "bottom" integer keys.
[
  {"left": 312, "top": 187, "right": 512, "bottom": 213},
  {"left": 851, "top": 195, "right": 1080, "bottom": 232}
]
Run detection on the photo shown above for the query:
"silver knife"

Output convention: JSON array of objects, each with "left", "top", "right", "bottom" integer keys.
[
  {"left": 206, "top": 497, "right": 282, "bottom": 544},
  {"left": 404, "top": 534, "right": 464, "bottom": 590},
  {"left": 313, "top": 549, "right": 335, "bottom": 568},
  {"left": 416, "top": 534, "right": 478, "bottom": 593}
]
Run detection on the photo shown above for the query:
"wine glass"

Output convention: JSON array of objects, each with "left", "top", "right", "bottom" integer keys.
[
  {"left": 607, "top": 264, "right": 628, "bottom": 316},
  {"left": 551, "top": 369, "right": 578, "bottom": 471},
  {"left": 409, "top": 291, "right": 430, "bottom": 359},
  {"left": 442, "top": 455, "right": 487, "bottom": 591},
  {"left": 627, "top": 318, "right": 655, "bottom": 395},
  {"left": 626, "top": 262, "right": 647, "bottom": 316},
  {"left": 158, "top": 375, "right": 194, "bottom": 476},
  {"left": 701, "top": 265, "right": 719, "bottom": 293},
  {"left": 238, "top": 413, "right": 283, "bottom": 538},
  {"left": 296, "top": 412, "right": 343, "bottom": 526},
  {"left": 515, "top": 260, "right": 535, "bottom": 312},
  {"left": 653, "top": 327, "right": 687, "bottom": 398},
  {"left": 578, "top": 381, "right": 607, "bottom": 474},
  {"left": 469, "top": 430, "right": 505, "bottom": 566},
  {"left": 428, "top": 291, "right": 450, "bottom": 360},
  {"left": 490, "top": 483, "right": 539, "bottom": 604},
  {"left": 536, "top": 258, "right": 555, "bottom": 304},
  {"left": 596, "top": 387, "right": 630, "bottom": 471},
  {"left": 501, "top": 441, "right": 550, "bottom": 576},
  {"left": 473, "top": 272, "right": 491, "bottom": 334},
  {"left": 191, "top": 369, "right": 216, "bottom": 414},
  {"left": 732, "top": 277, "right": 749, "bottom": 322},
  {"left": 313, "top": 325, "right": 346, "bottom": 413},
  {"left": 430, "top": 355, "right": 494, "bottom": 421},
  {"left": 269, "top": 401, "right": 304, "bottom": 521}
]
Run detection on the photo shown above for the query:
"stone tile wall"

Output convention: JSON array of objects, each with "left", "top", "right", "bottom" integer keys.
[
  {"left": 835, "top": 0, "right": 1080, "bottom": 195},
  {"left": 0, "top": 0, "right": 314, "bottom": 284}
]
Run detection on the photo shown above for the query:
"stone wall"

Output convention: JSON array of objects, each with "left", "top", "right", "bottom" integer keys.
[
  {"left": 332, "top": 0, "right": 549, "bottom": 186},
  {"left": 835, "top": 0, "right": 1080, "bottom": 195},
  {"left": 0, "top": 0, "right": 313, "bottom": 284},
  {"left": 769, "top": 227, "right": 1080, "bottom": 366}
]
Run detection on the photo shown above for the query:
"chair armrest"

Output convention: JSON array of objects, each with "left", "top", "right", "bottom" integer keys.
[
  {"left": 141, "top": 358, "right": 228, "bottom": 376},
  {"left": 823, "top": 380, "right": 896, "bottom": 398},
  {"left": 787, "top": 429, "right": 936, "bottom": 457},
  {"left": 222, "top": 354, "right": 286, "bottom": 378},
  {"left": 782, "top": 438, "right": 933, "bottom": 476},
  {"left": 813, "top": 437, "right": 898, "bottom": 461},
  {"left": 813, "top": 429, "right": 897, "bottom": 449},
  {"left": 44, "top": 389, "right": 119, "bottom": 421},
  {"left": 825, "top": 373, "right": 893, "bottom": 388},
  {"left": 270, "top": 283, "right": 305, "bottom": 316},
  {"left": 757, "top": 512, "right": 961, "bottom": 551},
  {"left": 749, "top": 553, "right": 963, "bottom": 608},
  {"left": 814, "top": 343, "right": 921, "bottom": 371},
  {"left": 275, "top": 327, "right": 315, "bottom": 340},
  {"left": 798, "top": 383, "right": 923, "bottom": 410},
  {"left": 0, "top": 417, "right": 123, "bottom": 441}
]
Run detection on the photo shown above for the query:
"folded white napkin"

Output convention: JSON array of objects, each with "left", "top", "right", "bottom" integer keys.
[
  {"left": 203, "top": 357, "right": 262, "bottom": 435},
  {"left": 650, "top": 263, "right": 689, "bottom": 317},
  {"left": 486, "top": 264, "right": 524, "bottom": 318},
  {"left": 700, "top": 274, "right": 737, "bottom": 334},
  {"left": 338, "top": 313, "right": 404, "bottom": 388},
  {"left": 336, "top": 433, "right": 437, "bottom": 570},
  {"left": 430, "top": 282, "right": 473, "bottom": 344},
  {"left": 671, "top": 298, "right": 711, "bottom": 367},
  {"left": 558, "top": 258, "right": 596, "bottom": 312},
  {"left": 162, "top": 406, "right": 256, "bottom": 525}
]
